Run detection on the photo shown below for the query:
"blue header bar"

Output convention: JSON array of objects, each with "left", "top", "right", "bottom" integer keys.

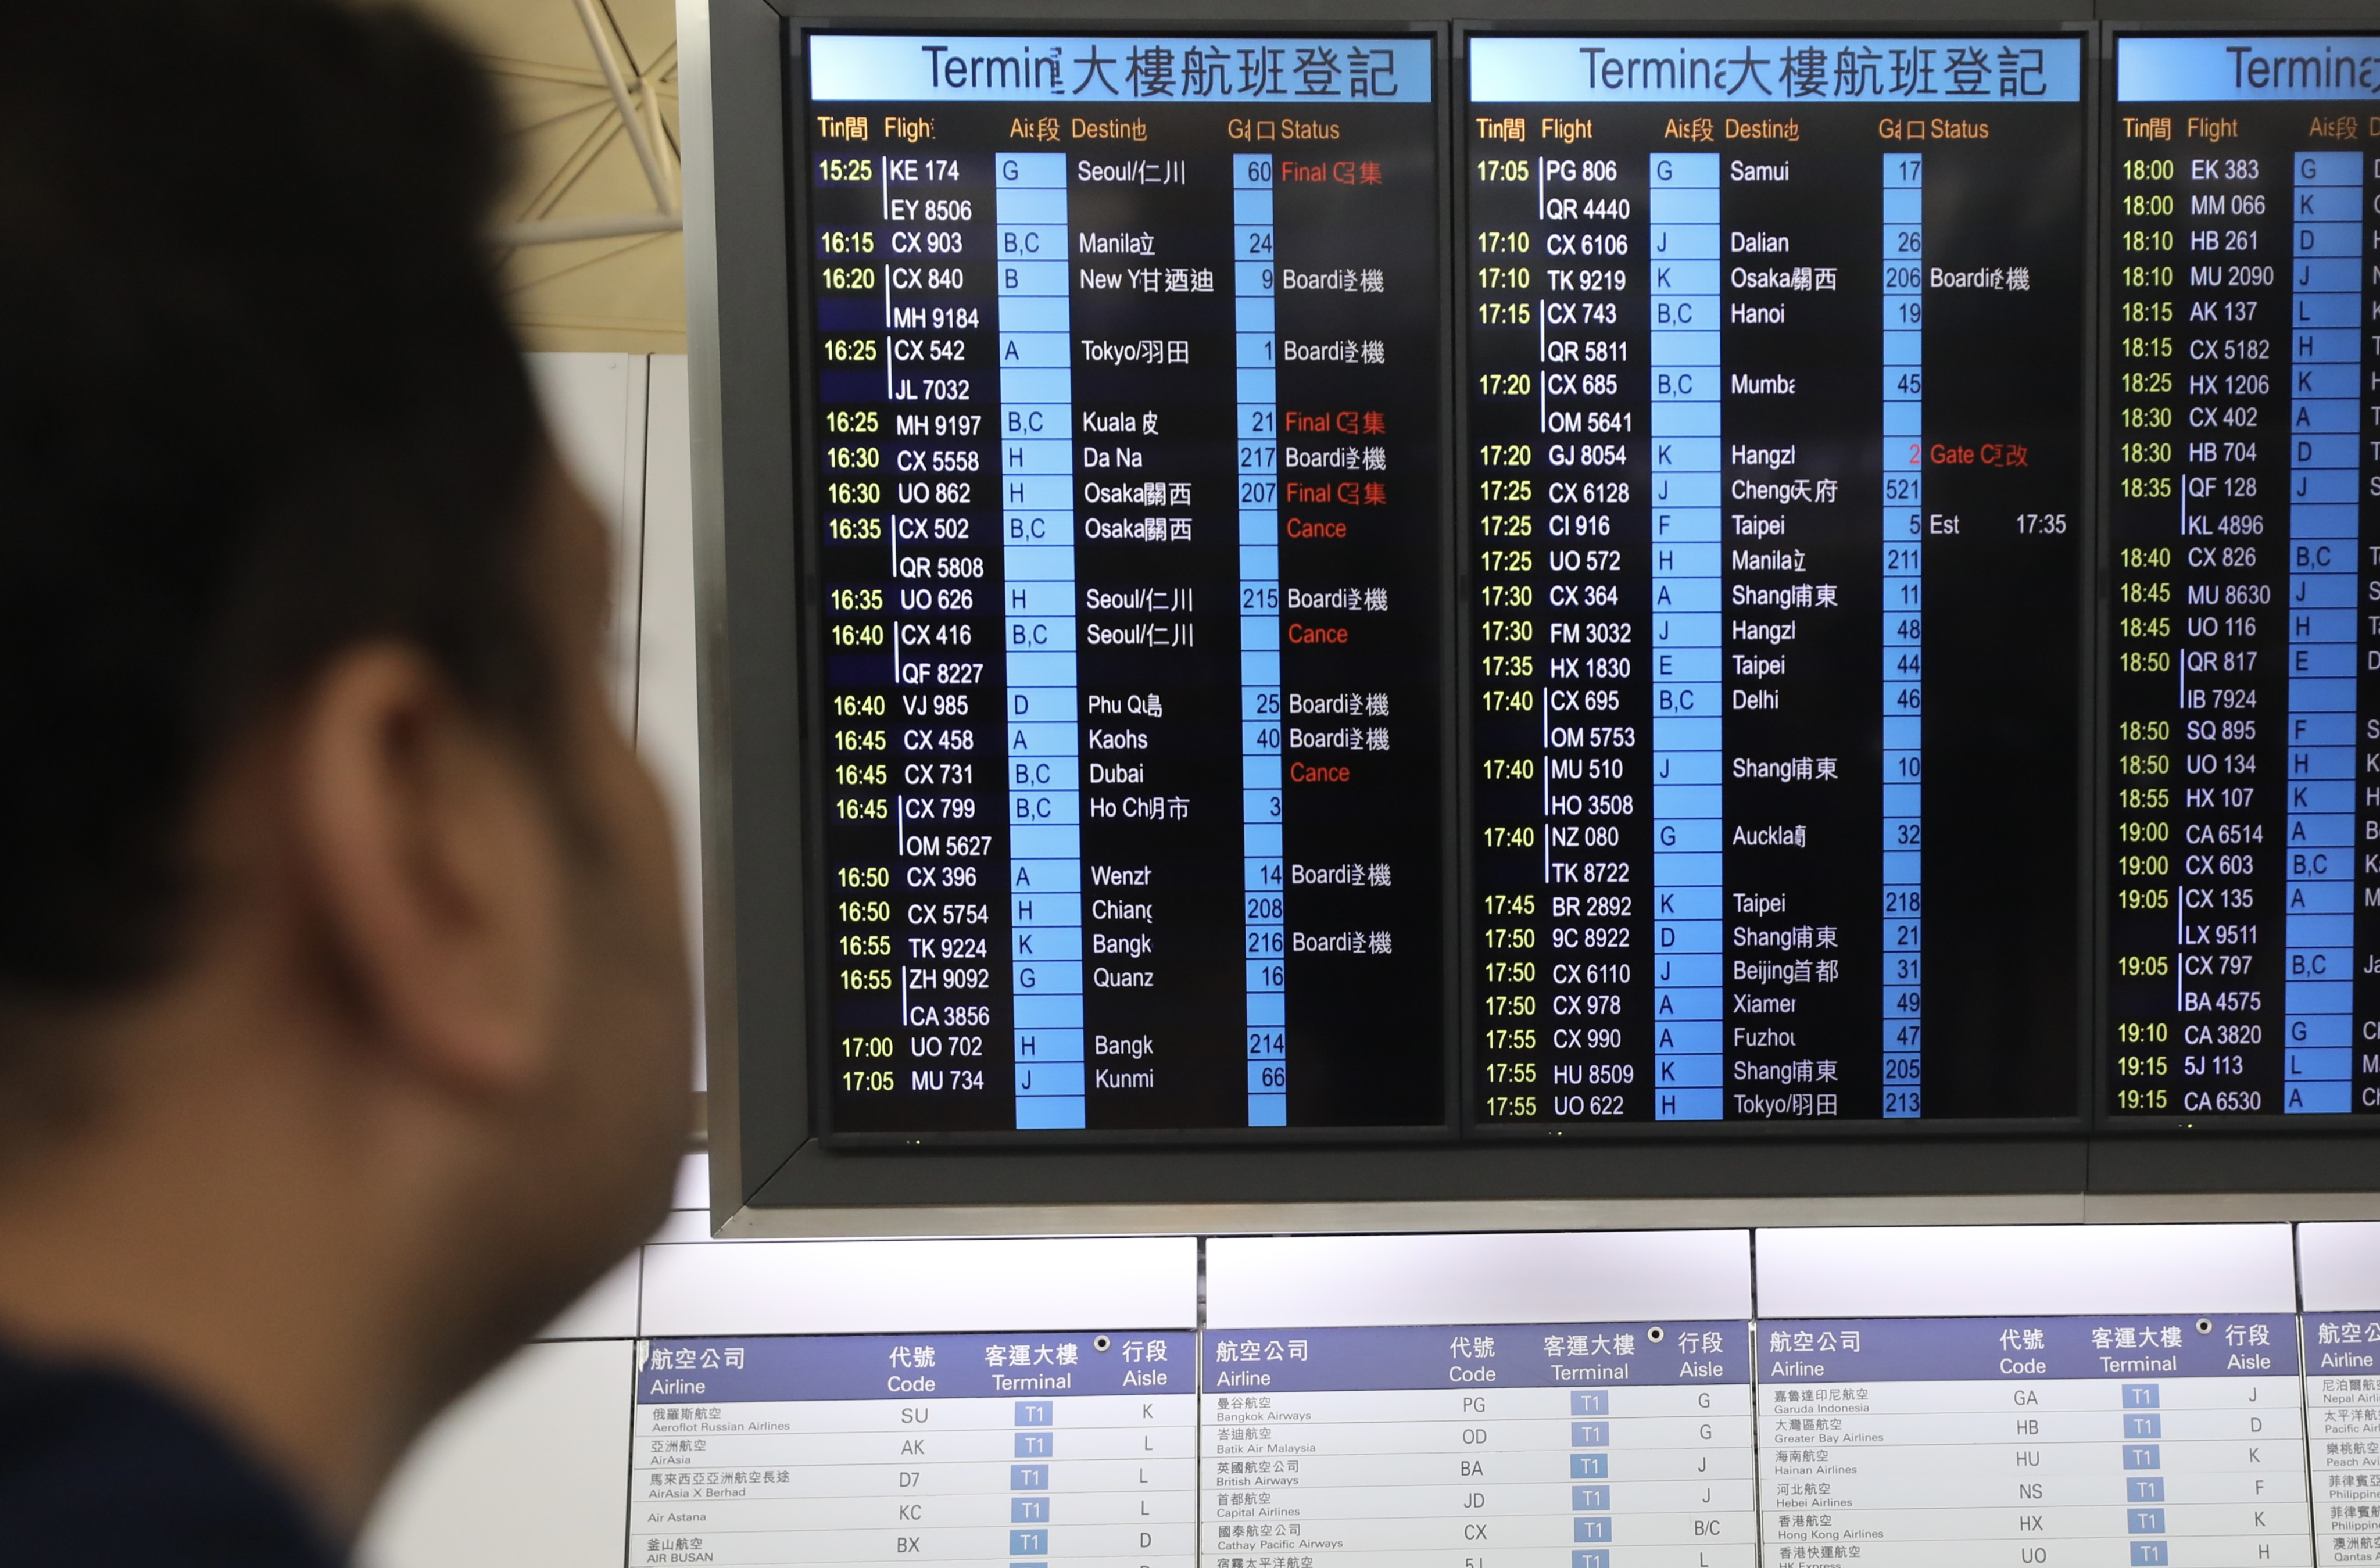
[
  {"left": 2307, "top": 1312, "right": 2380, "bottom": 1375},
  {"left": 1470, "top": 36, "right": 2081, "bottom": 105},
  {"left": 1758, "top": 1315, "right": 2299, "bottom": 1382},
  {"left": 810, "top": 34, "right": 1432, "bottom": 103},
  {"left": 639, "top": 1332, "right": 1195, "bottom": 1404},
  {"left": 2119, "top": 35, "right": 2380, "bottom": 102},
  {"left": 1200, "top": 1322, "right": 1750, "bottom": 1392}
]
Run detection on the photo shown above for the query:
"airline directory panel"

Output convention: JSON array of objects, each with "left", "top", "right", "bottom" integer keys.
[
  {"left": 635, "top": 1333, "right": 1196, "bottom": 1568},
  {"left": 1201, "top": 1323, "right": 1755, "bottom": 1568},
  {"left": 1755, "top": 1314, "right": 2310, "bottom": 1566},
  {"left": 2306, "top": 1306, "right": 2380, "bottom": 1563}
]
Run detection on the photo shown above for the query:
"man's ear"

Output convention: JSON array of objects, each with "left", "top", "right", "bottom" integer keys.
[{"left": 289, "top": 643, "right": 566, "bottom": 1094}]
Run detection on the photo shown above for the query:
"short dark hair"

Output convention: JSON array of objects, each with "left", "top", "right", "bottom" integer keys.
[{"left": 0, "top": 0, "right": 544, "bottom": 998}]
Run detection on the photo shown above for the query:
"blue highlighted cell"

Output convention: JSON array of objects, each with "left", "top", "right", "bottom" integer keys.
[{"left": 1655, "top": 1087, "right": 1724, "bottom": 1120}]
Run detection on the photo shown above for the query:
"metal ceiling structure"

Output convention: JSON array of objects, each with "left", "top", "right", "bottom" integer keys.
[{"left": 416, "top": 0, "right": 687, "bottom": 351}]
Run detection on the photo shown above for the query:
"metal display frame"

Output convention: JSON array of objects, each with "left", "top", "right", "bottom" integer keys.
[{"left": 686, "top": 0, "right": 2380, "bottom": 1235}]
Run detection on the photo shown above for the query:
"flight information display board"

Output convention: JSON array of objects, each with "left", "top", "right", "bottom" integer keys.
[
  {"left": 2106, "top": 35, "right": 2380, "bottom": 1122},
  {"left": 1461, "top": 36, "right": 2086, "bottom": 1126},
  {"left": 801, "top": 34, "right": 1446, "bottom": 1135}
]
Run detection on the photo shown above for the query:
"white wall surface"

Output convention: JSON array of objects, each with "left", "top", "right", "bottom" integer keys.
[
  {"left": 1207, "top": 1230, "right": 1751, "bottom": 1328},
  {"left": 2301, "top": 1221, "right": 2380, "bottom": 1311},
  {"left": 541, "top": 1251, "right": 644, "bottom": 1343},
  {"left": 1754, "top": 1223, "right": 2299, "bottom": 1316},
  {"left": 357, "top": 1339, "right": 634, "bottom": 1568},
  {"left": 635, "top": 357, "right": 706, "bottom": 1086},
  {"left": 527, "top": 352, "right": 703, "bottom": 1087},
  {"left": 640, "top": 1235, "right": 1200, "bottom": 1337},
  {"left": 527, "top": 352, "right": 650, "bottom": 730}
]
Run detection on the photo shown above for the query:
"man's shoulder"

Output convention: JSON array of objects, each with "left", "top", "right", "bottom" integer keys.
[{"left": 0, "top": 1345, "right": 343, "bottom": 1566}]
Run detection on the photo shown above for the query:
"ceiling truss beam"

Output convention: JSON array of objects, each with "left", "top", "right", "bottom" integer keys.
[{"left": 499, "top": 2, "right": 681, "bottom": 249}]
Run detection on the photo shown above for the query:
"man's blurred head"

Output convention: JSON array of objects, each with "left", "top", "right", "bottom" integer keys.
[
  {"left": 0, "top": 0, "right": 539, "bottom": 1017},
  {"left": 0, "top": 0, "right": 690, "bottom": 1503}
]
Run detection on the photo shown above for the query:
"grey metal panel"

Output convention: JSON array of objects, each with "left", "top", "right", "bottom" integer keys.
[
  {"left": 753, "top": 1132, "right": 2095, "bottom": 1207},
  {"left": 696, "top": 0, "right": 810, "bottom": 1218},
  {"left": 2091, "top": 1134, "right": 2380, "bottom": 1193},
  {"left": 679, "top": 0, "right": 733, "bottom": 1218},
  {"left": 710, "top": 1190, "right": 2380, "bottom": 1237}
]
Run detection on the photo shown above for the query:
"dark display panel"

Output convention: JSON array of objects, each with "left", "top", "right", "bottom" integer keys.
[
  {"left": 801, "top": 33, "right": 1446, "bottom": 1135},
  {"left": 2106, "top": 35, "right": 2380, "bottom": 1121},
  {"left": 1462, "top": 36, "right": 2086, "bottom": 1126}
]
